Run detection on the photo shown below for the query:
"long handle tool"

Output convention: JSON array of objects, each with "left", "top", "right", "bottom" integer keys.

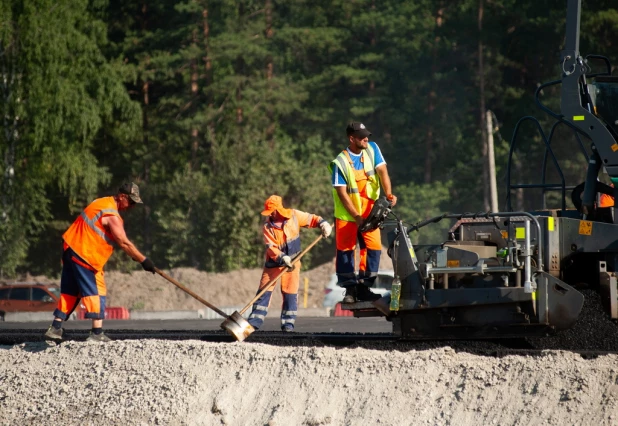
[
  {"left": 221, "top": 232, "right": 325, "bottom": 341},
  {"left": 155, "top": 268, "right": 254, "bottom": 340}
]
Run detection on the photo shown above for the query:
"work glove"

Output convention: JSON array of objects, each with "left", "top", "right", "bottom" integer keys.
[
  {"left": 320, "top": 221, "right": 332, "bottom": 238},
  {"left": 141, "top": 257, "right": 156, "bottom": 274},
  {"left": 281, "top": 255, "right": 293, "bottom": 270},
  {"left": 354, "top": 214, "right": 364, "bottom": 229}
]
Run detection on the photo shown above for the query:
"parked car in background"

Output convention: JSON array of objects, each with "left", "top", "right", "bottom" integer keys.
[
  {"left": 0, "top": 282, "right": 64, "bottom": 321},
  {"left": 322, "top": 270, "right": 395, "bottom": 308}
]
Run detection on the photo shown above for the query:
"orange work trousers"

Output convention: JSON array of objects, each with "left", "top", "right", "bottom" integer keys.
[{"left": 248, "top": 262, "right": 301, "bottom": 331}]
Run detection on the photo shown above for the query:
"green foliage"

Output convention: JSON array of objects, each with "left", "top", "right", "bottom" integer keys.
[
  {"left": 395, "top": 181, "right": 453, "bottom": 245},
  {"left": 0, "top": 0, "right": 139, "bottom": 277},
  {"left": 3, "top": 0, "right": 618, "bottom": 276},
  {"left": 130, "top": 301, "right": 145, "bottom": 311}
]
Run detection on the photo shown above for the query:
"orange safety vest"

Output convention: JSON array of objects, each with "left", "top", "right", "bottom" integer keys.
[
  {"left": 342, "top": 150, "right": 374, "bottom": 216},
  {"left": 62, "top": 197, "right": 121, "bottom": 271}
]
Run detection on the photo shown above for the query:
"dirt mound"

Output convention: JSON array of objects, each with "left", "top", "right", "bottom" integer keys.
[
  {"left": 104, "top": 261, "right": 335, "bottom": 311},
  {"left": 19, "top": 248, "right": 392, "bottom": 311},
  {"left": 2, "top": 340, "right": 618, "bottom": 425}
]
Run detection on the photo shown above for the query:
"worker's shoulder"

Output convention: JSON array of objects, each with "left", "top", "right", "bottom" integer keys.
[
  {"left": 86, "top": 195, "right": 115, "bottom": 205},
  {"left": 83, "top": 196, "right": 117, "bottom": 212}
]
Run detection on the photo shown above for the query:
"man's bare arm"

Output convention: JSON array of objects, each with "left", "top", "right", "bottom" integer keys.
[
  {"left": 335, "top": 186, "right": 364, "bottom": 227},
  {"left": 376, "top": 164, "right": 398, "bottom": 207},
  {"left": 101, "top": 215, "right": 147, "bottom": 262}
]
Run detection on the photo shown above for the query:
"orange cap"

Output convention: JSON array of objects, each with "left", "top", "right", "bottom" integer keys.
[{"left": 261, "top": 195, "right": 292, "bottom": 218}]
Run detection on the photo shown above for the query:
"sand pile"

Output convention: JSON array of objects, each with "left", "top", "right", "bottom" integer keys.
[{"left": 1, "top": 340, "right": 617, "bottom": 425}]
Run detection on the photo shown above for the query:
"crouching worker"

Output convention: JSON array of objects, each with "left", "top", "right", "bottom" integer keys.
[
  {"left": 248, "top": 195, "right": 332, "bottom": 332},
  {"left": 44, "top": 183, "right": 157, "bottom": 343}
]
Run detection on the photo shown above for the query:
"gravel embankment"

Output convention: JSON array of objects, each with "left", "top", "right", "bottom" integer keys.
[{"left": 2, "top": 339, "right": 618, "bottom": 426}]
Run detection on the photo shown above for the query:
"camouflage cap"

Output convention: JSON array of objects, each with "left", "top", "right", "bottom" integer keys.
[{"left": 118, "top": 182, "right": 143, "bottom": 204}]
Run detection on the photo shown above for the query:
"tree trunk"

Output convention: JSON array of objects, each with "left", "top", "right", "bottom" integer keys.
[
  {"left": 424, "top": 6, "right": 444, "bottom": 184},
  {"left": 236, "top": 3, "right": 244, "bottom": 125},
  {"left": 190, "top": 25, "right": 199, "bottom": 170},
  {"left": 265, "top": 0, "right": 275, "bottom": 144},
  {"left": 478, "top": 0, "right": 490, "bottom": 211},
  {"left": 202, "top": 4, "right": 216, "bottom": 166},
  {"left": 369, "top": 0, "right": 376, "bottom": 95},
  {"left": 142, "top": 78, "right": 152, "bottom": 251},
  {"left": 202, "top": 6, "right": 211, "bottom": 86},
  {"left": 140, "top": 2, "right": 152, "bottom": 252}
]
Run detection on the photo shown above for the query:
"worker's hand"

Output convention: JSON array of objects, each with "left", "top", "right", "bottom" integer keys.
[
  {"left": 141, "top": 257, "right": 156, "bottom": 274},
  {"left": 387, "top": 194, "right": 398, "bottom": 207},
  {"left": 319, "top": 222, "right": 332, "bottom": 238},
  {"left": 281, "top": 255, "right": 293, "bottom": 270},
  {"left": 354, "top": 214, "right": 364, "bottom": 229}
]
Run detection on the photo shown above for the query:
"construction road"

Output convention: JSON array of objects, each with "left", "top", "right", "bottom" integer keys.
[{"left": 0, "top": 316, "right": 392, "bottom": 344}]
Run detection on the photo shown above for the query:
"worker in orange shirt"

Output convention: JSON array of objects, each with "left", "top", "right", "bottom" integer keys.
[
  {"left": 44, "top": 183, "right": 156, "bottom": 342},
  {"left": 248, "top": 195, "right": 332, "bottom": 332},
  {"left": 599, "top": 183, "right": 614, "bottom": 208},
  {"left": 329, "top": 122, "right": 397, "bottom": 303}
]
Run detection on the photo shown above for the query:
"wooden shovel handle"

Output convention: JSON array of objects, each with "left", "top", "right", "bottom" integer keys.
[
  {"left": 239, "top": 233, "right": 325, "bottom": 315},
  {"left": 155, "top": 267, "right": 228, "bottom": 318}
]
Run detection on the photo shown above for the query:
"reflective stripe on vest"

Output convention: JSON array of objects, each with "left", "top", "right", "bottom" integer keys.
[
  {"left": 62, "top": 197, "right": 120, "bottom": 271},
  {"left": 80, "top": 209, "right": 117, "bottom": 245},
  {"left": 329, "top": 145, "right": 381, "bottom": 221},
  {"left": 264, "top": 214, "right": 302, "bottom": 268}
]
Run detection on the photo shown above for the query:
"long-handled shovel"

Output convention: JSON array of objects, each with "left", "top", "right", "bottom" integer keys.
[
  {"left": 154, "top": 268, "right": 254, "bottom": 341},
  {"left": 221, "top": 233, "right": 325, "bottom": 341}
]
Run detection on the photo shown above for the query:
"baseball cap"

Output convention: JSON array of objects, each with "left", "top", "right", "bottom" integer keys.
[
  {"left": 118, "top": 182, "right": 143, "bottom": 204},
  {"left": 346, "top": 122, "right": 372, "bottom": 138},
  {"left": 261, "top": 195, "right": 292, "bottom": 218}
]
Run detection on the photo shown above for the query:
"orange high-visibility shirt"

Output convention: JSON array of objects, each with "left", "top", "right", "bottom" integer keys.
[
  {"left": 600, "top": 193, "right": 615, "bottom": 208},
  {"left": 62, "top": 197, "right": 121, "bottom": 271},
  {"left": 600, "top": 183, "right": 615, "bottom": 208}
]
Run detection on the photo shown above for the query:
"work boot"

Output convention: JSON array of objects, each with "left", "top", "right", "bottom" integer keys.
[
  {"left": 44, "top": 326, "right": 64, "bottom": 341},
  {"left": 342, "top": 286, "right": 357, "bottom": 304},
  {"left": 86, "top": 332, "right": 112, "bottom": 342},
  {"left": 281, "top": 326, "right": 294, "bottom": 333},
  {"left": 356, "top": 285, "right": 381, "bottom": 302}
]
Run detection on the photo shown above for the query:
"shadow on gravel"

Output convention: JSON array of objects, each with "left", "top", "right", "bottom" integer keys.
[{"left": 0, "top": 341, "right": 54, "bottom": 353}]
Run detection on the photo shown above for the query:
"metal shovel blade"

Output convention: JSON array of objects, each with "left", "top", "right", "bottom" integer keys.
[{"left": 221, "top": 311, "right": 255, "bottom": 342}]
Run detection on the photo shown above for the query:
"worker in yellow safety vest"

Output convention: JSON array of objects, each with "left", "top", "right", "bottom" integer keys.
[{"left": 329, "top": 122, "right": 397, "bottom": 303}]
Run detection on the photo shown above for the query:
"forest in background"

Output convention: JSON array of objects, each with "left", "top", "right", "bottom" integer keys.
[{"left": 1, "top": 0, "right": 617, "bottom": 277}]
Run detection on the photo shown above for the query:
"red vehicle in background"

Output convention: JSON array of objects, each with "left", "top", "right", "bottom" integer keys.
[{"left": 0, "top": 282, "right": 82, "bottom": 321}]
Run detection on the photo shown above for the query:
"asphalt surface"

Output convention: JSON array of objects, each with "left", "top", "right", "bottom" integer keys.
[
  {"left": 0, "top": 316, "right": 392, "bottom": 333},
  {"left": 0, "top": 317, "right": 395, "bottom": 346}
]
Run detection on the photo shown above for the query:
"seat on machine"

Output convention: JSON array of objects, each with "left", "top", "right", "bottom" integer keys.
[{"left": 591, "top": 76, "right": 618, "bottom": 136}]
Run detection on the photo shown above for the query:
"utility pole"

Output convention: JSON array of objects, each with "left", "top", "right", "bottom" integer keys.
[{"left": 487, "top": 110, "right": 498, "bottom": 212}]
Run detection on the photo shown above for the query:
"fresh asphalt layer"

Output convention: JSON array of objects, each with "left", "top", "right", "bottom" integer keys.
[{"left": 0, "top": 316, "right": 393, "bottom": 334}]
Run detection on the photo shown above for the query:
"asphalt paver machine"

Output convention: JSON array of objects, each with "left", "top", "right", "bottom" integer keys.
[{"left": 344, "top": 0, "right": 618, "bottom": 339}]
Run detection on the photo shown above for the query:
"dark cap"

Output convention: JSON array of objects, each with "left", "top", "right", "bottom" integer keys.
[
  {"left": 346, "top": 122, "right": 372, "bottom": 138},
  {"left": 118, "top": 182, "right": 143, "bottom": 204}
]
